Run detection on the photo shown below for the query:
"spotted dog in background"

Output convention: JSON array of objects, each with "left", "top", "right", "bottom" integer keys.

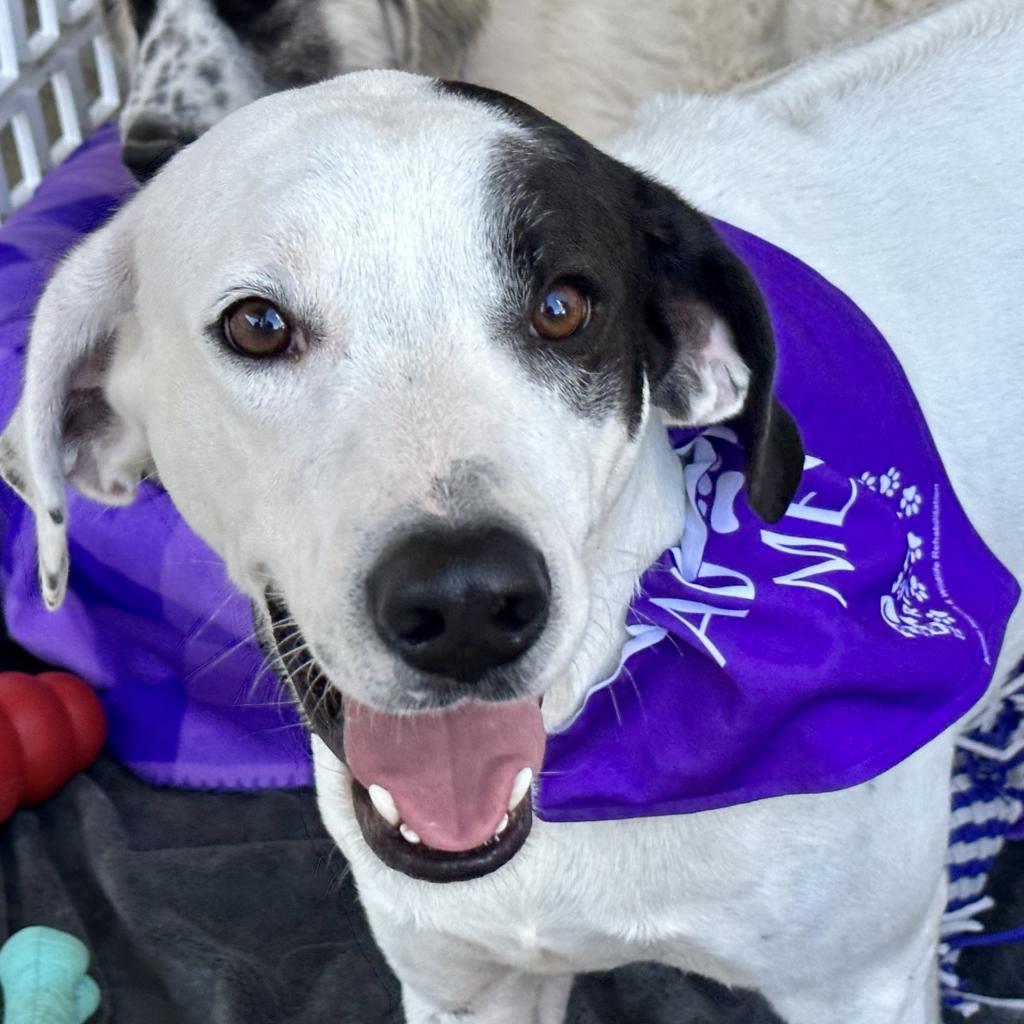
[
  {"left": 100, "top": 0, "right": 946, "bottom": 181},
  {"left": 99, "top": 0, "right": 489, "bottom": 179}
]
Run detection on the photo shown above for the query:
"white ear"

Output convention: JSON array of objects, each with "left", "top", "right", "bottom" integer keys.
[
  {"left": 0, "top": 214, "right": 147, "bottom": 610},
  {"left": 655, "top": 304, "right": 752, "bottom": 426}
]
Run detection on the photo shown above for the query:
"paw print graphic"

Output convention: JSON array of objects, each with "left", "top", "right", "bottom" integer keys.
[
  {"left": 908, "top": 576, "right": 929, "bottom": 603},
  {"left": 906, "top": 532, "right": 924, "bottom": 564},
  {"left": 879, "top": 467, "right": 902, "bottom": 497},
  {"left": 926, "top": 609, "right": 956, "bottom": 626},
  {"left": 859, "top": 471, "right": 878, "bottom": 491},
  {"left": 899, "top": 484, "right": 922, "bottom": 518}
]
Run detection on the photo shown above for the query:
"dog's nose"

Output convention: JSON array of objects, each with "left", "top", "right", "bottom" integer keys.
[
  {"left": 368, "top": 526, "right": 550, "bottom": 684},
  {"left": 121, "top": 117, "right": 196, "bottom": 183}
]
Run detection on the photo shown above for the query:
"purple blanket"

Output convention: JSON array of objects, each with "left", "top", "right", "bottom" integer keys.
[{"left": 1, "top": 129, "right": 1018, "bottom": 817}]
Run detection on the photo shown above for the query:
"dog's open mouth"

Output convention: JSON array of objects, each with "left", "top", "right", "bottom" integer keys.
[
  {"left": 265, "top": 589, "right": 546, "bottom": 883},
  {"left": 346, "top": 697, "right": 545, "bottom": 882}
]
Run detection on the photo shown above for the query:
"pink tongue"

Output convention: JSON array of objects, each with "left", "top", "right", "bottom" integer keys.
[{"left": 344, "top": 697, "right": 546, "bottom": 852}]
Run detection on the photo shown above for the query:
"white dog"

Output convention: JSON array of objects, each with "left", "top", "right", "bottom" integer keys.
[{"left": 2, "top": 0, "right": 1022, "bottom": 1021}]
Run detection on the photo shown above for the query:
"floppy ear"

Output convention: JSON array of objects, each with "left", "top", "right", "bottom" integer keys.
[
  {"left": 0, "top": 215, "right": 149, "bottom": 610},
  {"left": 641, "top": 183, "right": 804, "bottom": 523}
]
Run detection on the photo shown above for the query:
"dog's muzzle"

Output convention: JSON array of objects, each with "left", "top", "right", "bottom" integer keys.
[{"left": 265, "top": 587, "right": 547, "bottom": 883}]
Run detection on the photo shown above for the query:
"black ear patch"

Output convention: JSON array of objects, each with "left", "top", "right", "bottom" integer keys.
[
  {"left": 640, "top": 181, "right": 804, "bottom": 523},
  {"left": 746, "top": 399, "right": 804, "bottom": 523},
  {"left": 437, "top": 79, "right": 804, "bottom": 523}
]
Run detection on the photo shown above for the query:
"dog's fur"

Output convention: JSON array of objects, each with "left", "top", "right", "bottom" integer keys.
[
  {"left": 102, "top": 0, "right": 946, "bottom": 153},
  {"left": 2, "top": 0, "right": 1023, "bottom": 1020}
]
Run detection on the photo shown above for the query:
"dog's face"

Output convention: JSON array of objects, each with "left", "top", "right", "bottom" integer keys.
[
  {"left": 102, "top": 0, "right": 410, "bottom": 181},
  {"left": 0, "top": 73, "right": 801, "bottom": 881}
]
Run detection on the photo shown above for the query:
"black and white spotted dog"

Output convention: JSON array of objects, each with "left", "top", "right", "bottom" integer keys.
[{"left": 100, "top": 0, "right": 489, "bottom": 179}]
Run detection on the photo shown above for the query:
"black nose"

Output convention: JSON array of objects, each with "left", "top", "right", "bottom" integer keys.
[
  {"left": 121, "top": 117, "right": 196, "bottom": 183},
  {"left": 368, "top": 526, "right": 550, "bottom": 684}
]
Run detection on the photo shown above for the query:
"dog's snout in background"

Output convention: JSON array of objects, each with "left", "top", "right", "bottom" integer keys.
[
  {"left": 120, "top": 114, "right": 195, "bottom": 182},
  {"left": 368, "top": 524, "right": 551, "bottom": 688},
  {"left": 102, "top": 0, "right": 344, "bottom": 179}
]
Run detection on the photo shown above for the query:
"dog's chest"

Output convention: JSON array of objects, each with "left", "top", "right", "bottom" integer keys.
[
  {"left": 425, "top": 892, "right": 650, "bottom": 974},
  {"left": 387, "top": 818, "right": 733, "bottom": 974}
]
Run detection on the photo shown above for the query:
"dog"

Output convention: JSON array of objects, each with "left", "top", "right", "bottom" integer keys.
[
  {"left": 2, "top": 0, "right": 1022, "bottom": 1020},
  {"left": 100, "top": 0, "right": 946, "bottom": 180}
]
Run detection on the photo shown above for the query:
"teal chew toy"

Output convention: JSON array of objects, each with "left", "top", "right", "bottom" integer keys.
[{"left": 0, "top": 927, "right": 100, "bottom": 1024}]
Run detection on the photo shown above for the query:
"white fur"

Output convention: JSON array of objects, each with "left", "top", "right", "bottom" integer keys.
[
  {"left": 2, "top": 2, "right": 1022, "bottom": 1022},
  {"left": 459, "top": 0, "right": 949, "bottom": 140},
  {"left": 105, "top": 0, "right": 947, "bottom": 145}
]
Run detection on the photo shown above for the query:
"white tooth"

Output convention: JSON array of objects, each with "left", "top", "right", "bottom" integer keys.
[
  {"left": 367, "top": 784, "right": 400, "bottom": 827},
  {"left": 508, "top": 767, "right": 533, "bottom": 811},
  {"left": 495, "top": 814, "right": 510, "bottom": 837},
  {"left": 399, "top": 823, "right": 421, "bottom": 844}
]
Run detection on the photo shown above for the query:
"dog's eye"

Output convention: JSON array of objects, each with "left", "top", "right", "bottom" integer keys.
[
  {"left": 222, "top": 298, "right": 294, "bottom": 359},
  {"left": 531, "top": 282, "right": 590, "bottom": 340}
]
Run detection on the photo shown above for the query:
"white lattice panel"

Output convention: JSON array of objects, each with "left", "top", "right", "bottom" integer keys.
[{"left": 0, "top": 0, "right": 121, "bottom": 221}]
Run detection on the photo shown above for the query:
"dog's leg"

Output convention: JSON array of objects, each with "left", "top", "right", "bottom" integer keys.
[
  {"left": 373, "top": 922, "right": 572, "bottom": 1024},
  {"left": 750, "top": 875, "right": 946, "bottom": 1024},
  {"left": 402, "top": 971, "right": 572, "bottom": 1024},
  {"left": 650, "top": 736, "right": 955, "bottom": 1024}
]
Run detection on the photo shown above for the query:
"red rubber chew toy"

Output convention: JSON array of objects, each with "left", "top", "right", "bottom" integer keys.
[{"left": 0, "top": 672, "right": 106, "bottom": 823}]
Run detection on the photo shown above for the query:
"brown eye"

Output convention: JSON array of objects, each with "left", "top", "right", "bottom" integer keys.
[
  {"left": 223, "top": 298, "right": 294, "bottom": 358},
  {"left": 531, "top": 282, "right": 590, "bottom": 340}
]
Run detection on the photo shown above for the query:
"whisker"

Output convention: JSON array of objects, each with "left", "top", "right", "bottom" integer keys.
[
  {"left": 184, "top": 588, "right": 240, "bottom": 644},
  {"left": 622, "top": 661, "right": 647, "bottom": 723},
  {"left": 182, "top": 630, "right": 262, "bottom": 682}
]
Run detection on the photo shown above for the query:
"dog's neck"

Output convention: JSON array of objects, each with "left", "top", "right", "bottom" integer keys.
[{"left": 541, "top": 420, "right": 686, "bottom": 729}]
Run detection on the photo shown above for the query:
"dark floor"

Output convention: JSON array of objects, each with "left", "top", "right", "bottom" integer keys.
[{"left": 2, "top": 628, "right": 1022, "bottom": 1023}]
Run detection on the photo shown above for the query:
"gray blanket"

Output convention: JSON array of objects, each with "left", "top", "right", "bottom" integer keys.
[{"left": 2, "top": 756, "right": 1023, "bottom": 1023}]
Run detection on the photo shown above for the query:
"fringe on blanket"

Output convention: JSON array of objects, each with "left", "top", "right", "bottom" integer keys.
[{"left": 942, "top": 662, "right": 1024, "bottom": 1018}]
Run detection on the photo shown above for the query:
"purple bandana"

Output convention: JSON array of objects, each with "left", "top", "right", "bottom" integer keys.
[{"left": 0, "top": 129, "right": 1018, "bottom": 814}]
